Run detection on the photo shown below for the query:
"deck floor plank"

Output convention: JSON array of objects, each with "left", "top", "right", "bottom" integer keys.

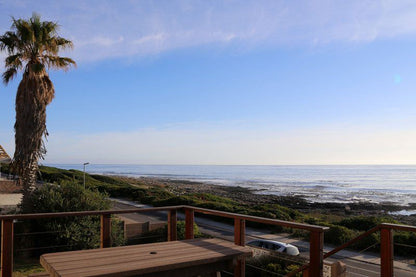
[{"left": 41, "top": 238, "right": 252, "bottom": 277}]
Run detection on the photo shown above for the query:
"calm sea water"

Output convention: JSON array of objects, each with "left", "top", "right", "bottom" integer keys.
[{"left": 48, "top": 164, "right": 416, "bottom": 205}]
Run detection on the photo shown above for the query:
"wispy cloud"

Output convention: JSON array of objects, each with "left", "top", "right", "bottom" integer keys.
[{"left": 1, "top": 0, "right": 416, "bottom": 62}]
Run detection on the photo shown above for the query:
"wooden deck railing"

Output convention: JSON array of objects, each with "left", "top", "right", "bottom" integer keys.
[
  {"left": 287, "top": 222, "right": 416, "bottom": 277},
  {"left": 2, "top": 205, "right": 414, "bottom": 277},
  {"left": 0, "top": 205, "right": 329, "bottom": 277}
]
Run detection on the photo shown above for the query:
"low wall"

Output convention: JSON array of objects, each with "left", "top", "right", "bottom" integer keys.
[
  {"left": 0, "top": 180, "right": 21, "bottom": 193},
  {"left": 121, "top": 218, "right": 166, "bottom": 240}
]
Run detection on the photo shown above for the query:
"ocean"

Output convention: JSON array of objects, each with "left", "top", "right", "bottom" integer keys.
[{"left": 48, "top": 164, "right": 416, "bottom": 205}]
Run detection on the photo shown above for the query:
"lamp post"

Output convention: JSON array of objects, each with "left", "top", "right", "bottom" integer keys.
[{"left": 83, "top": 162, "right": 89, "bottom": 189}]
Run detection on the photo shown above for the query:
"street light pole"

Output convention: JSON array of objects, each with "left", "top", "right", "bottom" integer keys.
[{"left": 83, "top": 162, "right": 89, "bottom": 189}]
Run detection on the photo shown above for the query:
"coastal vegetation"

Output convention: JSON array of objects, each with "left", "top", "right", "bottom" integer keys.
[
  {"left": 0, "top": 13, "right": 75, "bottom": 209},
  {"left": 14, "top": 182, "right": 125, "bottom": 260},
  {"left": 1, "top": 164, "right": 415, "bottom": 257}
]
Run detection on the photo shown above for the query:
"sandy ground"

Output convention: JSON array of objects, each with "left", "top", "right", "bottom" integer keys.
[{"left": 0, "top": 193, "right": 22, "bottom": 206}]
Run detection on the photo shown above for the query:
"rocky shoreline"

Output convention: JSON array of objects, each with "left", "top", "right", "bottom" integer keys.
[{"left": 115, "top": 176, "right": 416, "bottom": 225}]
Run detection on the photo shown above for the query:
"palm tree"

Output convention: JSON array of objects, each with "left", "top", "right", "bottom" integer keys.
[{"left": 0, "top": 13, "right": 75, "bottom": 206}]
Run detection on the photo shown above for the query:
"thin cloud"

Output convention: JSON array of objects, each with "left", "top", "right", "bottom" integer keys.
[{"left": 1, "top": 0, "right": 416, "bottom": 62}]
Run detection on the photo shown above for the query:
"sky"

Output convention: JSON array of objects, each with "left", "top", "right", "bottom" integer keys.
[{"left": 1, "top": 0, "right": 416, "bottom": 165}]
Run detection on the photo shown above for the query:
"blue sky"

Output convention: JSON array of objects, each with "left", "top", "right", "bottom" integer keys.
[{"left": 1, "top": 0, "right": 416, "bottom": 164}]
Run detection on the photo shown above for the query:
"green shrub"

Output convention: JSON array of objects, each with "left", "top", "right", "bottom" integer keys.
[
  {"left": 337, "top": 216, "right": 398, "bottom": 231},
  {"left": 17, "top": 183, "right": 125, "bottom": 255},
  {"left": 324, "top": 224, "right": 356, "bottom": 245},
  {"left": 266, "top": 262, "right": 282, "bottom": 273},
  {"left": 246, "top": 255, "right": 301, "bottom": 277},
  {"left": 394, "top": 231, "right": 416, "bottom": 256},
  {"left": 351, "top": 232, "right": 380, "bottom": 252}
]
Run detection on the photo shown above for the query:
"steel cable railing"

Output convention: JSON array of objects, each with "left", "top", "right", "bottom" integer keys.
[{"left": 0, "top": 205, "right": 328, "bottom": 277}]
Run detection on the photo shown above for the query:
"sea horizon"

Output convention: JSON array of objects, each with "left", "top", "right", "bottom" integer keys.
[{"left": 46, "top": 164, "right": 416, "bottom": 206}]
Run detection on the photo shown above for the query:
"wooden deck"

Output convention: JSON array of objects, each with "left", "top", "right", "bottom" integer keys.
[{"left": 40, "top": 238, "right": 252, "bottom": 277}]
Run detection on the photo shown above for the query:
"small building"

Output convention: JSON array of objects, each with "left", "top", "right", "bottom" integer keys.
[{"left": 0, "top": 145, "right": 11, "bottom": 164}]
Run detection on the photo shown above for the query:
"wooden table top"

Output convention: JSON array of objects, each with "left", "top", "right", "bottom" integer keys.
[{"left": 40, "top": 238, "right": 252, "bottom": 277}]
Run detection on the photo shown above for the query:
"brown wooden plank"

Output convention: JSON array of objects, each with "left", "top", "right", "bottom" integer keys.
[
  {"left": 56, "top": 245, "right": 244, "bottom": 273},
  {"left": 53, "top": 247, "right": 249, "bottom": 277},
  {"left": 185, "top": 208, "right": 194, "bottom": 239},
  {"left": 234, "top": 219, "right": 245, "bottom": 246},
  {"left": 309, "top": 230, "right": 324, "bottom": 277},
  {"left": 40, "top": 239, "right": 252, "bottom": 277},
  {"left": 44, "top": 239, "right": 247, "bottom": 269},
  {"left": 42, "top": 239, "right": 248, "bottom": 263},
  {"left": 234, "top": 219, "right": 246, "bottom": 277},
  {"left": 43, "top": 241, "right": 250, "bottom": 274},
  {"left": 168, "top": 209, "right": 177, "bottom": 241},
  {"left": 380, "top": 227, "right": 394, "bottom": 277},
  {"left": 1, "top": 219, "right": 13, "bottom": 277},
  {"left": 42, "top": 239, "right": 236, "bottom": 262},
  {"left": 0, "top": 206, "right": 182, "bottom": 221},
  {"left": 57, "top": 249, "right": 248, "bottom": 277},
  {"left": 101, "top": 214, "right": 111, "bottom": 248},
  {"left": 379, "top": 223, "right": 416, "bottom": 232}
]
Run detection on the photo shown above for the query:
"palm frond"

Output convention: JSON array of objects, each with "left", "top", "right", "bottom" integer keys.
[
  {"left": 12, "top": 17, "right": 35, "bottom": 45},
  {"left": 1, "top": 13, "right": 76, "bottom": 75},
  {"left": 2, "top": 67, "right": 18, "bottom": 84},
  {"left": 5, "top": 53, "right": 22, "bottom": 68},
  {"left": 55, "top": 37, "right": 73, "bottom": 49},
  {"left": 0, "top": 31, "right": 20, "bottom": 53},
  {"left": 43, "top": 55, "right": 76, "bottom": 70}
]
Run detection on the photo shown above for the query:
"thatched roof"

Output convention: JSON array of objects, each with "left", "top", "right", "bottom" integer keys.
[{"left": 0, "top": 145, "right": 11, "bottom": 164}]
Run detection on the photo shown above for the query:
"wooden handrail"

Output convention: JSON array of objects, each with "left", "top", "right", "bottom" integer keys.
[
  {"left": 0, "top": 205, "right": 329, "bottom": 277},
  {"left": 379, "top": 223, "right": 416, "bottom": 232},
  {"left": 0, "top": 206, "right": 183, "bottom": 220},
  {"left": 183, "top": 205, "right": 329, "bottom": 232}
]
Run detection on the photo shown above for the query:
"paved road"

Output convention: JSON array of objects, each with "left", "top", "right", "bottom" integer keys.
[{"left": 112, "top": 200, "right": 416, "bottom": 277}]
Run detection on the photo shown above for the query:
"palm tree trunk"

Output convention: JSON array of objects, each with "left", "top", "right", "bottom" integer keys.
[{"left": 12, "top": 67, "right": 54, "bottom": 205}]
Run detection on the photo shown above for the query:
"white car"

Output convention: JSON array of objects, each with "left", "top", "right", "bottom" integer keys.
[{"left": 246, "top": 239, "right": 300, "bottom": 256}]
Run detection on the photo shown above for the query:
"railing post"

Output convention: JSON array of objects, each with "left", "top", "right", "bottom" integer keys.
[
  {"left": 185, "top": 208, "right": 194, "bottom": 240},
  {"left": 100, "top": 214, "right": 111, "bottom": 248},
  {"left": 1, "top": 219, "right": 13, "bottom": 277},
  {"left": 234, "top": 218, "right": 245, "bottom": 246},
  {"left": 234, "top": 218, "right": 246, "bottom": 277},
  {"left": 168, "top": 209, "right": 177, "bottom": 241},
  {"left": 309, "top": 230, "right": 324, "bottom": 277},
  {"left": 380, "top": 226, "right": 394, "bottom": 277}
]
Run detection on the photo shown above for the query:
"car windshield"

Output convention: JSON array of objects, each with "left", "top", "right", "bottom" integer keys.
[{"left": 247, "top": 240, "right": 262, "bottom": 247}]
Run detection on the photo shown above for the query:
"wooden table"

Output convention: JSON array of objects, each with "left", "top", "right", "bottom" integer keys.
[{"left": 40, "top": 238, "right": 252, "bottom": 277}]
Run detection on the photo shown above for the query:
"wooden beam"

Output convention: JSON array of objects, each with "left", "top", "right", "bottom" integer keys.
[
  {"left": 234, "top": 219, "right": 245, "bottom": 246},
  {"left": 309, "top": 230, "right": 324, "bottom": 277},
  {"left": 185, "top": 208, "right": 194, "bottom": 240},
  {"left": 168, "top": 209, "right": 177, "bottom": 241},
  {"left": 1, "top": 219, "right": 13, "bottom": 277},
  {"left": 100, "top": 214, "right": 111, "bottom": 248},
  {"left": 380, "top": 227, "right": 394, "bottom": 277},
  {"left": 234, "top": 219, "right": 246, "bottom": 277}
]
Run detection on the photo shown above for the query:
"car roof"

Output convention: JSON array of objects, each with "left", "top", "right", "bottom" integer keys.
[{"left": 248, "top": 239, "right": 289, "bottom": 247}]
